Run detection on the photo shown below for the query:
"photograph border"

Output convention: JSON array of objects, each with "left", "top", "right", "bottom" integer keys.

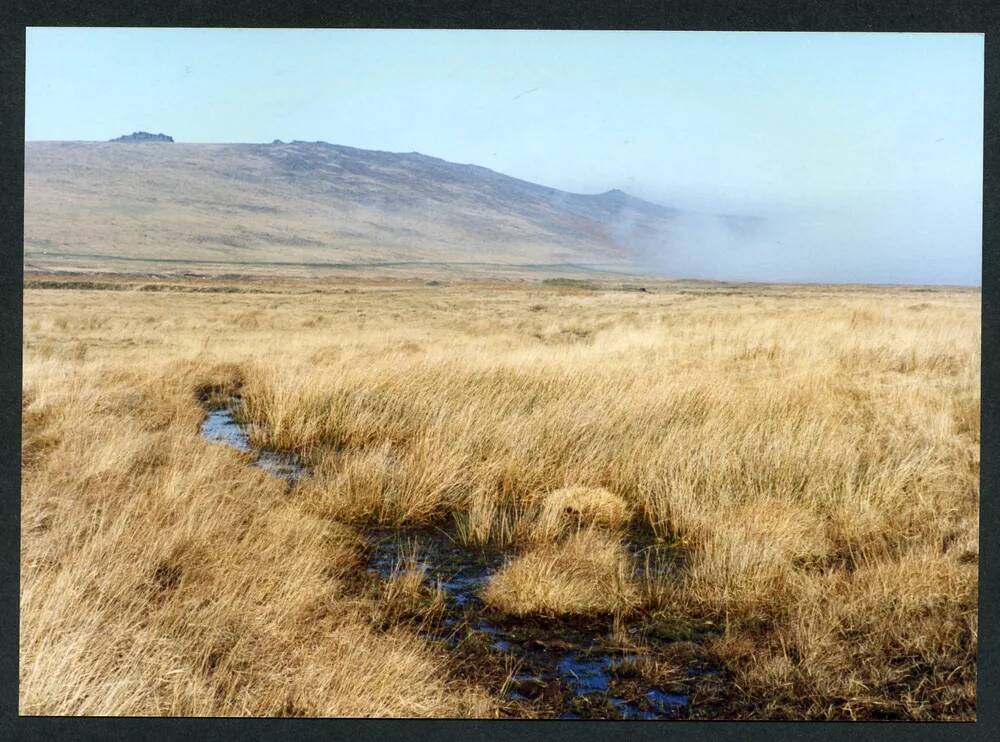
[{"left": 1, "top": 1, "right": 996, "bottom": 740}]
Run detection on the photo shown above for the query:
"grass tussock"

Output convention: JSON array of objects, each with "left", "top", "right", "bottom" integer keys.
[
  {"left": 527, "top": 485, "right": 630, "bottom": 542},
  {"left": 482, "top": 529, "right": 640, "bottom": 617},
  {"left": 374, "top": 546, "right": 448, "bottom": 627},
  {"left": 21, "top": 279, "right": 979, "bottom": 718}
]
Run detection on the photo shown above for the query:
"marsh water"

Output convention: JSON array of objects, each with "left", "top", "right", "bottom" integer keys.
[
  {"left": 200, "top": 398, "right": 306, "bottom": 483},
  {"left": 200, "top": 399, "right": 711, "bottom": 719},
  {"left": 366, "top": 527, "right": 693, "bottom": 719}
]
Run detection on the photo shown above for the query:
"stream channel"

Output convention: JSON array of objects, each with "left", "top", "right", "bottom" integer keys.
[{"left": 201, "top": 396, "right": 716, "bottom": 719}]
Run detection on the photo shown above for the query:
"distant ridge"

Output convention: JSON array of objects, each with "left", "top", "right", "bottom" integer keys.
[
  {"left": 109, "top": 131, "right": 174, "bottom": 142},
  {"left": 25, "top": 139, "right": 756, "bottom": 275}
]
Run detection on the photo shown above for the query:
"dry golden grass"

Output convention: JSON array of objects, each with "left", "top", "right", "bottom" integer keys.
[
  {"left": 482, "top": 529, "right": 640, "bottom": 617},
  {"left": 527, "top": 486, "right": 630, "bottom": 542},
  {"left": 21, "top": 276, "right": 979, "bottom": 718},
  {"left": 374, "top": 545, "right": 448, "bottom": 628}
]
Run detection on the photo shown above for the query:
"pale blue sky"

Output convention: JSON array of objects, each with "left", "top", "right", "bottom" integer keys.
[{"left": 26, "top": 29, "right": 983, "bottom": 284}]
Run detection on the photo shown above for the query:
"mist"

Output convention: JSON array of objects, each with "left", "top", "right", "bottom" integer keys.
[{"left": 621, "top": 196, "right": 982, "bottom": 286}]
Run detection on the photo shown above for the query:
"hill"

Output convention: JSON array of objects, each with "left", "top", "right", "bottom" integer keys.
[{"left": 24, "top": 140, "right": 746, "bottom": 276}]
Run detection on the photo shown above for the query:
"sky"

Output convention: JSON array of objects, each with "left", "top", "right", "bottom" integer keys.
[{"left": 25, "top": 28, "right": 984, "bottom": 284}]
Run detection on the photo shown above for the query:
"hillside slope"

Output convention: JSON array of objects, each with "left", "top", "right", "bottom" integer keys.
[{"left": 25, "top": 140, "right": 714, "bottom": 274}]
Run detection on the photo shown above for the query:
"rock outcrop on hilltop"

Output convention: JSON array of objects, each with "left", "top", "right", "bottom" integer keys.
[{"left": 109, "top": 131, "right": 174, "bottom": 142}]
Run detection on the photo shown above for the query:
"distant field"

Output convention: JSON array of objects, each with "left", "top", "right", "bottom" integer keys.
[
  {"left": 21, "top": 277, "right": 979, "bottom": 719},
  {"left": 21, "top": 256, "right": 639, "bottom": 281}
]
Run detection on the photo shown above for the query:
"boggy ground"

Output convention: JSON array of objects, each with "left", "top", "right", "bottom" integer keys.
[{"left": 21, "top": 275, "right": 979, "bottom": 719}]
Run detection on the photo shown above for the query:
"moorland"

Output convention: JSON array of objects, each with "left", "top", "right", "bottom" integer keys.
[{"left": 20, "top": 274, "right": 980, "bottom": 719}]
